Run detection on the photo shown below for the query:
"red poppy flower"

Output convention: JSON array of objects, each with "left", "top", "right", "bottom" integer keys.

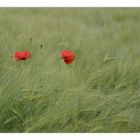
[
  {"left": 62, "top": 50, "right": 75, "bottom": 64},
  {"left": 15, "top": 50, "right": 31, "bottom": 61}
]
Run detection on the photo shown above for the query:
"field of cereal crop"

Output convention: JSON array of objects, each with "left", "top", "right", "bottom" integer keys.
[{"left": 0, "top": 8, "right": 140, "bottom": 132}]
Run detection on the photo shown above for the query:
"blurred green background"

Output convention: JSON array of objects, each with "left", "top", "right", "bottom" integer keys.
[{"left": 0, "top": 8, "right": 140, "bottom": 132}]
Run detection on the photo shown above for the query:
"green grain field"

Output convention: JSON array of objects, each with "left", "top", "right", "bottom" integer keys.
[{"left": 0, "top": 8, "right": 140, "bottom": 132}]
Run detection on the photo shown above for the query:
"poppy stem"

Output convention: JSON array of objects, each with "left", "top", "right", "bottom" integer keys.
[{"left": 29, "top": 38, "right": 32, "bottom": 50}]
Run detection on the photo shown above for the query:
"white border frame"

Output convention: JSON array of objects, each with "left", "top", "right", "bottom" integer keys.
[
  {"left": 0, "top": 0, "right": 140, "bottom": 7},
  {"left": 0, "top": 133, "right": 140, "bottom": 140}
]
